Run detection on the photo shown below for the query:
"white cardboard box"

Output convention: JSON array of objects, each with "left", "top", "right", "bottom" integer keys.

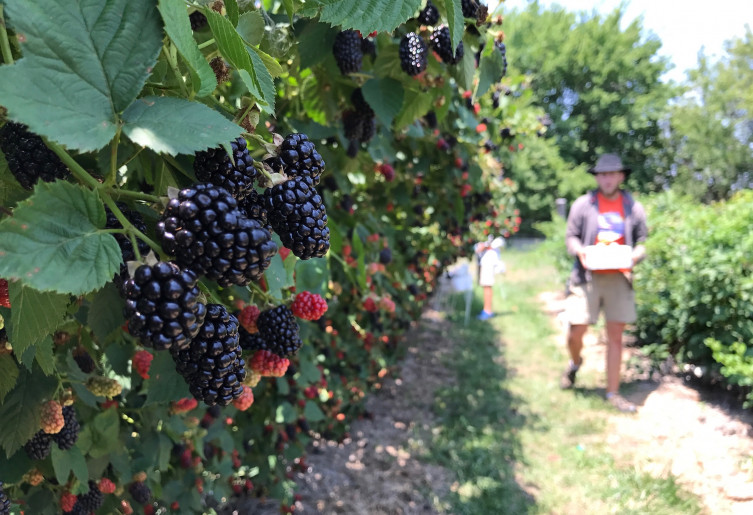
[{"left": 583, "top": 244, "right": 633, "bottom": 270}]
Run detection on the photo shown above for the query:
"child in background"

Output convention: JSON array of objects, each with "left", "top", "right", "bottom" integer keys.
[{"left": 475, "top": 237, "right": 505, "bottom": 320}]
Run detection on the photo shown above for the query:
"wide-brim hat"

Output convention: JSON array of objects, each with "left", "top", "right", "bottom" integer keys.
[{"left": 588, "top": 153, "right": 631, "bottom": 176}]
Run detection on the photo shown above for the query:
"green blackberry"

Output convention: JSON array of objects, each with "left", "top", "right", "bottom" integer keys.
[
  {"left": 0, "top": 122, "right": 70, "bottom": 190},
  {"left": 171, "top": 304, "right": 246, "bottom": 406},
  {"left": 193, "top": 138, "right": 258, "bottom": 200},
  {"left": 53, "top": 406, "right": 80, "bottom": 450},
  {"left": 399, "top": 32, "right": 428, "bottom": 76},
  {"left": 73, "top": 481, "right": 104, "bottom": 514},
  {"left": 248, "top": 305, "right": 302, "bottom": 357},
  {"left": 430, "top": 25, "right": 464, "bottom": 65},
  {"left": 418, "top": 1, "right": 440, "bottom": 25},
  {"left": 272, "top": 133, "right": 326, "bottom": 186},
  {"left": 24, "top": 431, "right": 52, "bottom": 460},
  {"left": 122, "top": 261, "right": 207, "bottom": 351},
  {"left": 128, "top": 482, "right": 152, "bottom": 505},
  {"left": 332, "top": 30, "right": 363, "bottom": 74},
  {"left": 190, "top": 11, "right": 208, "bottom": 31},
  {"left": 238, "top": 190, "right": 271, "bottom": 231},
  {"left": 105, "top": 203, "right": 150, "bottom": 287},
  {"left": 264, "top": 178, "right": 330, "bottom": 260},
  {"left": 0, "top": 481, "right": 9, "bottom": 515},
  {"left": 157, "top": 184, "right": 277, "bottom": 286},
  {"left": 461, "top": 0, "right": 478, "bottom": 18}
]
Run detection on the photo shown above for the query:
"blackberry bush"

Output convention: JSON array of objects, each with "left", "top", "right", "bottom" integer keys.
[
  {"left": 264, "top": 178, "right": 330, "bottom": 260},
  {"left": 418, "top": 0, "right": 440, "bottom": 25},
  {"left": 0, "top": 121, "right": 70, "bottom": 190},
  {"left": 332, "top": 30, "right": 363, "bottom": 74},
  {"left": 430, "top": 25, "right": 464, "bottom": 65},
  {"left": 122, "top": 261, "right": 207, "bottom": 351},
  {"left": 240, "top": 305, "right": 303, "bottom": 357},
  {"left": 157, "top": 184, "right": 277, "bottom": 286},
  {"left": 399, "top": 32, "right": 428, "bottom": 76},
  {"left": 171, "top": 304, "right": 246, "bottom": 406},
  {"left": 193, "top": 137, "right": 258, "bottom": 200}
]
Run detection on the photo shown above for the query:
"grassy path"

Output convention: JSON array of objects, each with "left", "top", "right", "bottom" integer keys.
[{"left": 424, "top": 247, "right": 703, "bottom": 514}]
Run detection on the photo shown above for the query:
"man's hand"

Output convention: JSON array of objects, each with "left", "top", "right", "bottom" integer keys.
[
  {"left": 577, "top": 248, "right": 587, "bottom": 268},
  {"left": 631, "top": 244, "right": 646, "bottom": 267}
]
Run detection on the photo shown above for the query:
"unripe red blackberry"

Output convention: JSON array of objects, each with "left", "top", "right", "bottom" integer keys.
[
  {"left": 0, "top": 122, "right": 70, "bottom": 190},
  {"left": 193, "top": 138, "right": 258, "bottom": 200},
  {"left": 290, "top": 291, "right": 328, "bottom": 321},
  {"left": 418, "top": 0, "right": 440, "bottom": 25},
  {"left": 245, "top": 349, "right": 290, "bottom": 377},
  {"left": 430, "top": 25, "right": 464, "bottom": 64},
  {"left": 264, "top": 178, "right": 330, "bottom": 260},
  {"left": 399, "top": 32, "right": 428, "bottom": 76},
  {"left": 60, "top": 491, "right": 77, "bottom": 513},
  {"left": 171, "top": 304, "right": 246, "bottom": 406},
  {"left": 133, "top": 350, "right": 153, "bottom": 379},
  {"left": 123, "top": 262, "right": 207, "bottom": 351},
  {"left": 232, "top": 385, "right": 254, "bottom": 411},
  {"left": 157, "top": 184, "right": 277, "bottom": 286},
  {"left": 332, "top": 30, "right": 363, "bottom": 74}
]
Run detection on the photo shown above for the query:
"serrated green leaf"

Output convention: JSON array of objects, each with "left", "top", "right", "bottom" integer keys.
[
  {"left": 0, "top": 0, "right": 162, "bottom": 152},
  {"left": 0, "top": 367, "right": 58, "bottom": 457},
  {"left": 351, "top": 231, "right": 367, "bottom": 291},
  {"left": 0, "top": 447, "right": 33, "bottom": 483},
  {"left": 89, "top": 408, "right": 120, "bottom": 458},
  {"left": 237, "top": 11, "right": 265, "bottom": 47},
  {"left": 476, "top": 38, "right": 506, "bottom": 98},
  {"left": 122, "top": 96, "right": 244, "bottom": 155},
  {"left": 33, "top": 336, "right": 55, "bottom": 375},
  {"left": 88, "top": 284, "right": 126, "bottom": 344},
  {"left": 303, "top": 400, "right": 325, "bottom": 422},
  {"left": 144, "top": 352, "right": 191, "bottom": 405},
  {"left": 250, "top": 45, "right": 284, "bottom": 78},
  {"left": 299, "top": 358, "right": 322, "bottom": 384},
  {"left": 314, "top": 0, "right": 422, "bottom": 34},
  {"left": 453, "top": 45, "right": 476, "bottom": 92},
  {"left": 362, "top": 78, "right": 404, "bottom": 127},
  {"left": 51, "top": 445, "right": 73, "bottom": 485},
  {"left": 158, "top": 0, "right": 217, "bottom": 98},
  {"left": 283, "top": 0, "right": 295, "bottom": 21},
  {"left": 0, "top": 148, "right": 28, "bottom": 208},
  {"left": 264, "top": 247, "right": 290, "bottom": 301},
  {"left": 0, "top": 182, "right": 122, "bottom": 295},
  {"left": 247, "top": 48, "right": 277, "bottom": 113},
  {"left": 394, "top": 89, "right": 434, "bottom": 130},
  {"left": 295, "top": 259, "right": 328, "bottom": 296},
  {"left": 69, "top": 446, "right": 89, "bottom": 485},
  {"left": 297, "top": 21, "right": 338, "bottom": 70},
  {"left": 8, "top": 282, "right": 69, "bottom": 359},
  {"left": 443, "top": 0, "right": 464, "bottom": 55},
  {"left": 0, "top": 354, "right": 19, "bottom": 403},
  {"left": 225, "top": 0, "right": 239, "bottom": 26}
]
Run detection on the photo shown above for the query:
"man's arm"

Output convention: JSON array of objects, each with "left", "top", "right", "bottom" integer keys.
[
  {"left": 565, "top": 198, "right": 587, "bottom": 267},
  {"left": 631, "top": 201, "right": 649, "bottom": 267}
]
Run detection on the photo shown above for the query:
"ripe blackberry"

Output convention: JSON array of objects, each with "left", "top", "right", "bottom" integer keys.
[
  {"left": 122, "top": 261, "right": 207, "bottom": 351},
  {"left": 252, "top": 305, "right": 302, "bottom": 357},
  {"left": 399, "top": 32, "right": 428, "bottom": 76},
  {"left": 73, "top": 347, "right": 96, "bottom": 374},
  {"left": 0, "top": 122, "right": 70, "bottom": 190},
  {"left": 238, "top": 190, "right": 271, "bottom": 231},
  {"left": 74, "top": 481, "right": 104, "bottom": 513},
  {"left": 157, "top": 184, "right": 277, "bottom": 286},
  {"left": 379, "top": 248, "right": 393, "bottom": 265},
  {"left": 273, "top": 133, "right": 326, "bottom": 186},
  {"left": 430, "top": 25, "right": 464, "bottom": 65},
  {"left": 264, "top": 178, "right": 330, "bottom": 260},
  {"left": 171, "top": 304, "right": 246, "bottom": 406},
  {"left": 461, "top": 0, "right": 478, "bottom": 18},
  {"left": 128, "top": 482, "right": 152, "bottom": 505},
  {"left": 24, "top": 431, "right": 52, "bottom": 460},
  {"left": 424, "top": 111, "right": 438, "bottom": 129},
  {"left": 418, "top": 0, "right": 440, "bottom": 25},
  {"left": 193, "top": 138, "right": 257, "bottom": 200},
  {"left": 0, "top": 328, "right": 6, "bottom": 347},
  {"left": 53, "top": 406, "right": 80, "bottom": 450},
  {"left": 190, "top": 11, "right": 208, "bottom": 31},
  {"left": 332, "top": 30, "right": 363, "bottom": 74},
  {"left": 105, "top": 204, "right": 150, "bottom": 287},
  {"left": 0, "top": 482, "right": 9, "bottom": 515},
  {"left": 495, "top": 41, "right": 508, "bottom": 77},
  {"left": 361, "top": 38, "right": 376, "bottom": 60}
]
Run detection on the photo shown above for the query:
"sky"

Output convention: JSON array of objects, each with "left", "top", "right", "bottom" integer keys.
[{"left": 488, "top": 0, "right": 753, "bottom": 83}]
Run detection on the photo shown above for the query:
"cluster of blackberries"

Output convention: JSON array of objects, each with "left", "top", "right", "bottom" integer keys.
[
  {"left": 399, "top": 32, "right": 428, "bottom": 76},
  {"left": 105, "top": 203, "right": 150, "bottom": 287},
  {"left": 23, "top": 406, "right": 80, "bottom": 460},
  {"left": 240, "top": 305, "right": 302, "bottom": 357},
  {"left": 343, "top": 88, "right": 376, "bottom": 148},
  {"left": 123, "top": 262, "right": 207, "bottom": 351},
  {"left": 0, "top": 122, "right": 70, "bottom": 190},
  {"left": 194, "top": 137, "right": 257, "bottom": 200},
  {"left": 430, "top": 25, "right": 464, "bottom": 65},
  {"left": 69, "top": 481, "right": 104, "bottom": 515},
  {"left": 333, "top": 30, "right": 363, "bottom": 74},
  {"left": 171, "top": 304, "right": 246, "bottom": 406},
  {"left": 157, "top": 184, "right": 277, "bottom": 287},
  {"left": 418, "top": 0, "right": 440, "bottom": 25},
  {"left": 496, "top": 41, "right": 508, "bottom": 77}
]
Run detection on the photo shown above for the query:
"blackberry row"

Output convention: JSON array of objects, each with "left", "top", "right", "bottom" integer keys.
[
  {"left": 193, "top": 137, "right": 257, "bottom": 200},
  {"left": 0, "top": 122, "right": 70, "bottom": 190}
]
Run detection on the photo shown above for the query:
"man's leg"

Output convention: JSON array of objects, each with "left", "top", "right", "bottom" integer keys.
[
  {"left": 605, "top": 321, "right": 626, "bottom": 394},
  {"left": 561, "top": 323, "right": 588, "bottom": 388},
  {"left": 483, "top": 285, "right": 493, "bottom": 313}
]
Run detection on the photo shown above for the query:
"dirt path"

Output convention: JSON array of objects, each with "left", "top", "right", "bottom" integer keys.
[{"left": 541, "top": 290, "right": 753, "bottom": 515}]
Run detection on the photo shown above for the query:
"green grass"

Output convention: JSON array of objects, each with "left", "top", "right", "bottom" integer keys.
[{"left": 423, "top": 247, "right": 704, "bottom": 515}]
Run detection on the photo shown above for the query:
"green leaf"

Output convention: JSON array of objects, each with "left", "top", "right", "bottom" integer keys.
[
  {"left": 303, "top": 401, "right": 325, "bottom": 422},
  {"left": 0, "top": 0, "right": 162, "bottom": 152},
  {"left": 0, "top": 447, "right": 33, "bottom": 483},
  {"left": 313, "top": 0, "right": 422, "bottom": 34},
  {"left": 225, "top": 0, "right": 239, "bottom": 26},
  {"left": 122, "top": 96, "right": 245, "bottom": 155},
  {"left": 0, "top": 149, "right": 28, "bottom": 208},
  {"left": 282, "top": 0, "right": 295, "bottom": 21},
  {"left": 443, "top": 0, "right": 464, "bottom": 55},
  {"left": 0, "top": 182, "right": 122, "bottom": 295},
  {"left": 264, "top": 246, "right": 291, "bottom": 301},
  {"left": 158, "top": 0, "right": 217, "bottom": 98},
  {"left": 89, "top": 408, "right": 121, "bottom": 458},
  {"left": 250, "top": 45, "right": 284, "bottom": 78},
  {"left": 394, "top": 89, "right": 434, "bottom": 130},
  {"left": 476, "top": 38, "right": 506, "bottom": 98},
  {"left": 275, "top": 401, "right": 297, "bottom": 423},
  {"left": 362, "top": 78, "right": 404, "bottom": 127},
  {"left": 8, "top": 282, "right": 69, "bottom": 359},
  {"left": 88, "top": 284, "right": 126, "bottom": 344},
  {"left": 144, "top": 352, "right": 191, "bottom": 405},
  {"left": 351, "top": 231, "right": 367, "bottom": 291},
  {"left": 295, "top": 259, "right": 329, "bottom": 296},
  {"left": 236, "top": 11, "right": 265, "bottom": 47},
  {"left": 0, "top": 354, "right": 19, "bottom": 403},
  {"left": 297, "top": 21, "right": 338, "bottom": 70},
  {"left": 452, "top": 43, "right": 476, "bottom": 92},
  {"left": 247, "top": 48, "right": 278, "bottom": 113},
  {"left": 33, "top": 335, "right": 56, "bottom": 375},
  {"left": 0, "top": 367, "right": 58, "bottom": 457}
]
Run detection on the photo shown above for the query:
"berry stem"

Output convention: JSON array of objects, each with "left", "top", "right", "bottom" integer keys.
[
  {"left": 162, "top": 43, "right": 189, "bottom": 98},
  {"left": 197, "top": 38, "right": 215, "bottom": 50},
  {"left": 129, "top": 232, "right": 142, "bottom": 262},
  {"left": 197, "top": 281, "right": 223, "bottom": 306},
  {"left": 248, "top": 280, "right": 277, "bottom": 307},
  {"left": 45, "top": 140, "right": 102, "bottom": 190},
  {"left": 107, "top": 126, "right": 122, "bottom": 186},
  {"left": 100, "top": 195, "right": 169, "bottom": 261},
  {"left": 105, "top": 187, "right": 160, "bottom": 204},
  {"left": 0, "top": 6, "right": 14, "bottom": 66}
]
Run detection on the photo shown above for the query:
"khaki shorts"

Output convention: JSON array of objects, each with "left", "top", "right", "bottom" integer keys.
[{"left": 566, "top": 273, "right": 636, "bottom": 325}]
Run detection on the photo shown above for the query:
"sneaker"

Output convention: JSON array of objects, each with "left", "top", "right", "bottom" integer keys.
[
  {"left": 476, "top": 310, "right": 494, "bottom": 321},
  {"left": 606, "top": 393, "right": 637, "bottom": 413},
  {"left": 559, "top": 360, "right": 582, "bottom": 389}
]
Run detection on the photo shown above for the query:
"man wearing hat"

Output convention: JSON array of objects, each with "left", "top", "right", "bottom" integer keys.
[{"left": 560, "top": 153, "right": 648, "bottom": 413}]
